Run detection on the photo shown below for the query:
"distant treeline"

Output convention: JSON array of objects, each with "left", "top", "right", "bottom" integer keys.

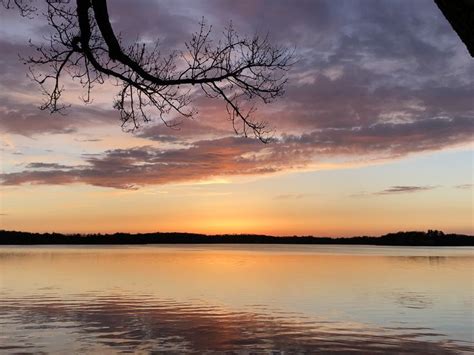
[{"left": 0, "top": 229, "right": 472, "bottom": 246}]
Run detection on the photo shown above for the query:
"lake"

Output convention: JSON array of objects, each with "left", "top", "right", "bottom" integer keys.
[{"left": 1, "top": 245, "right": 473, "bottom": 353}]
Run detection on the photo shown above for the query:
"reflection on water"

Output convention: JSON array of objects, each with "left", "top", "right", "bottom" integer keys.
[
  {"left": 2, "top": 294, "right": 472, "bottom": 354},
  {"left": 0, "top": 245, "right": 473, "bottom": 353}
]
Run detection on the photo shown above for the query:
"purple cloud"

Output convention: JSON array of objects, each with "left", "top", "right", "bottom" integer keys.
[{"left": 0, "top": 0, "right": 472, "bottom": 187}]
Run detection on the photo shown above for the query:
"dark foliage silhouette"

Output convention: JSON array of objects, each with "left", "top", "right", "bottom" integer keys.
[
  {"left": 1, "top": 0, "right": 294, "bottom": 142},
  {"left": 435, "top": 0, "right": 474, "bottom": 57},
  {"left": 0, "top": 230, "right": 472, "bottom": 246}
]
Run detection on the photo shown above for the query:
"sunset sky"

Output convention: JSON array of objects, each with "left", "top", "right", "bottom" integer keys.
[{"left": 0, "top": 0, "right": 472, "bottom": 236}]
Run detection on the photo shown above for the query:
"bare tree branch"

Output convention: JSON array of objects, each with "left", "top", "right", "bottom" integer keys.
[
  {"left": 1, "top": 0, "right": 36, "bottom": 17},
  {"left": 2, "top": 0, "right": 294, "bottom": 142}
]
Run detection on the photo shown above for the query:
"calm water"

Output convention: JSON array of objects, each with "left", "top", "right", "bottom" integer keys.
[{"left": 0, "top": 245, "right": 473, "bottom": 354}]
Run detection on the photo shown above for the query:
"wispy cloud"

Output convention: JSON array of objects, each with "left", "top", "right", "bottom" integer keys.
[
  {"left": 375, "top": 185, "right": 439, "bottom": 195},
  {"left": 351, "top": 185, "right": 441, "bottom": 198},
  {"left": 0, "top": 137, "right": 279, "bottom": 189},
  {"left": 25, "top": 162, "right": 75, "bottom": 170},
  {"left": 1, "top": 120, "right": 472, "bottom": 189},
  {"left": 454, "top": 184, "right": 473, "bottom": 189}
]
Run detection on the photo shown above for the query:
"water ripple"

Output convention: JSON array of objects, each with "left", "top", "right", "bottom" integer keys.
[{"left": 1, "top": 293, "right": 472, "bottom": 354}]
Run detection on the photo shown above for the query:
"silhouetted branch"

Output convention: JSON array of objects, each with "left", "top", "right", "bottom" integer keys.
[
  {"left": 3, "top": 0, "right": 294, "bottom": 142},
  {"left": 1, "top": 0, "right": 36, "bottom": 17}
]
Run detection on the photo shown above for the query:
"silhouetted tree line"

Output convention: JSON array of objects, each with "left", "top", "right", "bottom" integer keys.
[{"left": 0, "top": 230, "right": 472, "bottom": 246}]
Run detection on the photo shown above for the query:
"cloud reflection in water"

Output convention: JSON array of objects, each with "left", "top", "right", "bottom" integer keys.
[{"left": 1, "top": 293, "right": 471, "bottom": 354}]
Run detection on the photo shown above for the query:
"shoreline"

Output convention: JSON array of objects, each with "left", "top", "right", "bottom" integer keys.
[{"left": 1, "top": 230, "right": 473, "bottom": 246}]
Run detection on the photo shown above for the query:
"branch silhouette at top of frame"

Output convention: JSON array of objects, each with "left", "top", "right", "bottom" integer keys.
[{"left": 2, "top": 0, "right": 295, "bottom": 142}]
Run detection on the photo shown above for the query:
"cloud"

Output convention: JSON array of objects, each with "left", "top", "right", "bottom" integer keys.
[
  {"left": 135, "top": 119, "right": 232, "bottom": 143},
  {"left": 25, "top": 162, "right": 75, "bottom": 170},
  {"left": 1, "top": 114, "right": 472, "bottom": 189},
  {"left": 106, "top": 0, "right": 197, "bottom": 51},
  {"left": 0, "top": 0, "right": 472, "bottom": 186},
  {"left": 454, "top": 184, "right": 473, "bottom": 189},
  {"left": 281, "top": 116, "right": 474, "bottom": 157},
  {"left": 375, "top": 186, "right": 439, "bottom": 195},
  {"left": 0, "top": 137, "right": 282, "bottom": 189},
  {"left": 0, "top": 98, "right": 119, "bottom": 136}
]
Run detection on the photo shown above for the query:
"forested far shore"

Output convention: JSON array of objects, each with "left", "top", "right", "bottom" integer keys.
[{"left": 0, "top": 230, "right": 473, "bottom": 246}]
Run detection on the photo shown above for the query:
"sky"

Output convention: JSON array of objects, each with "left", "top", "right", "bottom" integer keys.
[{"left": 0, "top": 0, "right": 473, "bottom": 236}]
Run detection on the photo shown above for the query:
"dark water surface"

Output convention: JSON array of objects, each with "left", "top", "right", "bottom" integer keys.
[{"left": 1, "top": 245, "right": 473, "bottom": 354}]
